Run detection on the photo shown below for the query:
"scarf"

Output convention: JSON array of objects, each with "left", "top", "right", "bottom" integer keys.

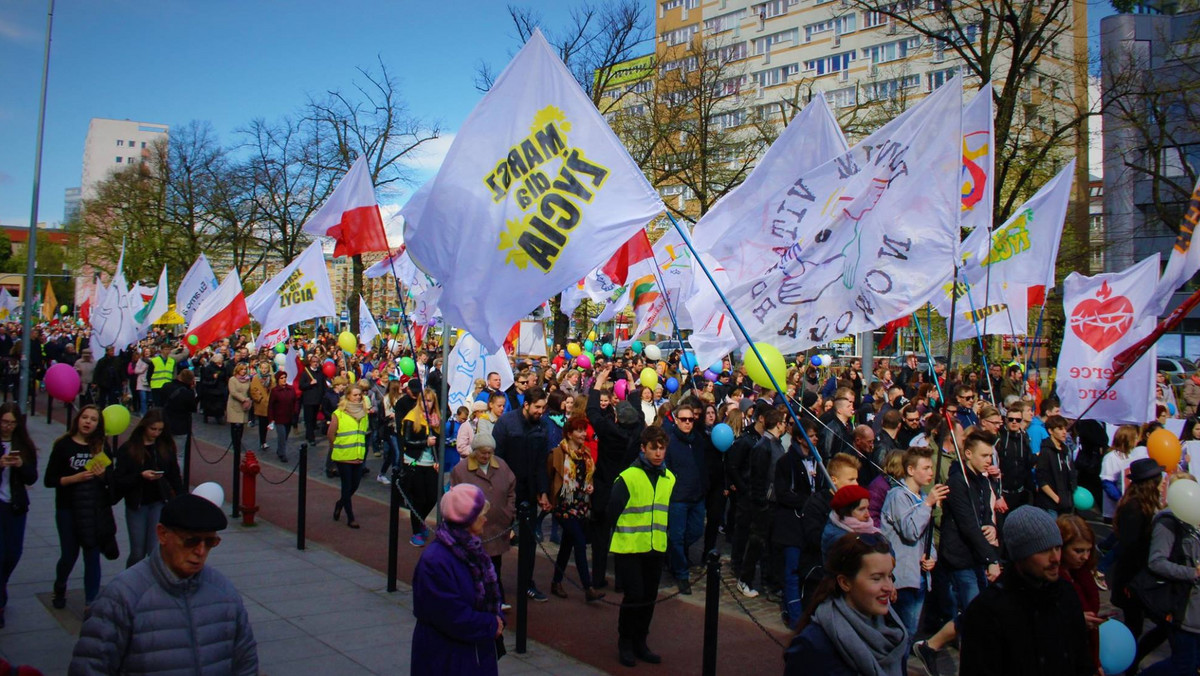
[
  {"left": 811, "top": 597, "right": 908, "bottom": 676},
  {"left": 403, "top": 401, "right": 440, "bottom": 433},
  {"left": 1192, "top": 374, "right": 1200, "bottom": 387},
  {"left": 559, "top": 441, "right": 590, "bottom": 499},
  {"left": 434, "top": 523, "right": 501, "bottom": 614},
  {"left": 830, "top": 511, "right": 879, "bottom": 536},
  {"left": 340, "top": 399, "right": 367, "bottom": 420},
  {"left": 236, "top": 373, "right": 252, "bottom": 383}
]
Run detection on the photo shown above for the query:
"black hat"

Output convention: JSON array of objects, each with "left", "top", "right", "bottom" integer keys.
[
  {"left": 160, "top": 494, "right": 228, "bottom": 532},
  {"left": 1129, "top": 458, "right": 1164, "bottom": 484}
]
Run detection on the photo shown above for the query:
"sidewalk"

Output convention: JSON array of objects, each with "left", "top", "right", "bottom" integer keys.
[{"left": 0, "top": 415, "right": 604, "bottom": 676}]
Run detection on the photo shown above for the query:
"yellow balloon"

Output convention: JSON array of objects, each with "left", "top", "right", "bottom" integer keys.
[
  {"left": 639, "top": 367, "right": 658, "bottom": 389},
  {"left": 744, "top": 343, "right": 787, "bottom": 390},
  {"left": 588, "top": 330, "right": 597, "bottom": 341},
  {"left": 337, "top": 331, "right": 357, "bottom": 353},
  {"left": 567, "top": 342, "right": 582, "bottom": 357}
]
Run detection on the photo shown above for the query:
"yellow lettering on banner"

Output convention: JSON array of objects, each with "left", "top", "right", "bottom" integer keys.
[
  {"left": 489, "top": 106, "right": 612, "bottom": 273},
  {"left": 981, "top": 209, "right": 1033, "bottom": 267}
]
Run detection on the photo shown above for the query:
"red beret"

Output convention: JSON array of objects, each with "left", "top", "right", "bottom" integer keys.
[{"left": 830, "top": 484, "right": 871, "bottom": 512}]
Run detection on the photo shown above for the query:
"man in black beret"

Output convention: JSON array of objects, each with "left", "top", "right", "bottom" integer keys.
[{"left": 69, "top": 492, "right": 257, "bottom": 675}]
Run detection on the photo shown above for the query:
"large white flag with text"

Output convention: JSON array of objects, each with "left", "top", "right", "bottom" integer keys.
[
  {"left": 402, "top": 30, "right": 664, "bottom": 352},
  {"left": 1058, "top": 255, "right": 1159, "bottom": 424},
  {"left": 177, "top": 254, "right": 219, "bottom": 325},
  {"left": 246, "top": 241, "right": 336, "bottom": 349},
  {"left": 724, "top": 76, "right": 964, "bottom": 352}
]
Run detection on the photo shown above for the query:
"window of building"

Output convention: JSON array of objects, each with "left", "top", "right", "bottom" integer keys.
[
  {"left": 710, "top": 109, "right": 747, "bottom": 129},
  {"left": 863, "top": 10, "right": 886, "bottom": 27},
  {"left": 129, "top": 140, "right": 135, "bottom": 147},
  {"left": 754, "top": 28, "right": 798, "bottom": 55},
  {"left": 129, "top": 157, "right": 137, "bottom": 164},
  {"left": 709, "top": 41, "right": 749, "bottom": 63},
  {"left": 115, "top": 156, "right": 123, "bottom": 163},
  {"left": 141, "top": 142, "right": 147, "bottom": 149},
  {"left": 865, "top": 37, "right": 921, "bottom": 64},
  {"left": 827, "top": 86, "right": 858, "bottom": 108},
  {"left": 663, "top": 24, "right": 700, "bottom": 46},
  {"left": 804, "top": 51, "right": 855, "bottom": 75},
  {"left": 863, "top": 74, "right": 921, "bottom": 100},
  {"left": 116, "top": 140, "right": 124, "bottom": 147},
  {"left": 705, "top": 8, "right": 747, "bottom": 33},
  {"left": 663, "top": 0, "right": 683, "bottom": 10},
  {"left": 756, "top": 67, "right": 784, "bottom": 87},
  {"left": 807, "top": 14, "right": 856, "bottom": 40},
  {"left": 715, "top": 75, "right": 749, "bottom": 95},
  {"left": 927, "top": 66, "right": 958, "bottom": 91},
  {"left": 753, "top": 0, "right": 788, "bottom": 18}
]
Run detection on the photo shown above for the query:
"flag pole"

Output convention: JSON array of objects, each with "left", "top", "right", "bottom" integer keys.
[
  {"left": 646, "top": 229, "right": 689, "bottom": 367},
  {"left": 18, "top": 0, "right": 55, "bottom": 414},
  {"left": 664, "top": 212, "right": 831, "bottom": 486},
  {"left": 959, "top": 277, "right": 998, "bottom": 406},
  {"left": 1024, "top": 301, "right": 1047, "bottom": 390}
]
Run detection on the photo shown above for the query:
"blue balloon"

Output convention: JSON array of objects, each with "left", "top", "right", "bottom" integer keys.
[
  {"left": 709, "top": 359, "right": 724, "bottom": 373},
  {"left": 665, "top": 377, "right": 679, "bottom": 393},
  {"left": 1098, "top": 620, "right": 1136, "bottom": 674},
  {"left": 704, "top": 369, "right": 719, "bottom": 382},
  {"left": 680, "top": 351, "right": 698, "bottom": 372},
  {"left": 811, "top": 356, "right": 822, "bottom": 366},
  {"left": 711, "top": 423, "right": 734, "bottom": 452}
]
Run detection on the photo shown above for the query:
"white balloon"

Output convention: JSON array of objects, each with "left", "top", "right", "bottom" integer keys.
[
  {"left": 273, "top": 354, "right": 286, "bottom": 367},
  {"left": 820, "top": 355, "right": 833, "bottom": 367},
  {"left": 643, "top": 345, "right": 662, "bottom": 361},
  {"left": 192, "top": 482, "right": 225, "bottom": 508},
  {"left": 1168, "top": 479, "right": 1200, "bottom": 527}
]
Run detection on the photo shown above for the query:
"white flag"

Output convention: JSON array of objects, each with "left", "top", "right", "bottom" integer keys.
[
  {"left": 960, "top": 84, "right": 995, "bottom": 233},
  {"left": 246, "top": 241, "right": 337, "bottom": 349},
  {"left": 134, "top": 265, "right": 169, "bottom": 338},
  {"left": 595, "top": 285, "right": 629, "bottom": 323},
  {"left": 358, "top": 295, "right": 380, "bottom": 351},
  {"left": 1148, "top": 176, "right": 1200, "bottom": 316},
  {"left": 947, "top": 292, "right": 1028, "bottom": 340},
  {"left": 283, "top": 345, "right": 302, "bottom": 384},
  {"left": 177, "top": 253, "right": 219, "bottom": 325},
  {"left": 446, "top": 332, "right": 514, "bottom": 412},
  {"left": 402, "top": 30, "right": 664, "bottom": 352},
  {"left": 412, "top": 286, "right": 443, "bottom": 326},
  {"left": 0, "top": 290, "right": 15, "bottom": 321},
  {"left": 725, "top": 76, "right": 964, "bottom": 352},
  {"left": 1058, "top": 255, "right": 1160, "bottom": 424},
  {"left": 645, "top": 228, "right": 696, "bottom": 336},
  {"left": 90, "top": 248, "right": 140, "bottom": 355}
]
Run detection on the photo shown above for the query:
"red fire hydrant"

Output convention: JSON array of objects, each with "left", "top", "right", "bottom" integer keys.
[{"left": 240, "top": 450, "right": 261, "bottom": 526}]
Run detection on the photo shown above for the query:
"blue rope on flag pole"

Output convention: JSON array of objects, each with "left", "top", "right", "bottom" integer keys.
[
  {"left": 646, "top": 229, "right": 689, "bottom": 367},
  {"left": 958, "top": 272, "right": 998, "bottom": 405}
]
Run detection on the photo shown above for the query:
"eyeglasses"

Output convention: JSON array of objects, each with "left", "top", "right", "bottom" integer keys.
[
  {"left": 984, "top": 419, "right": 1002, "bottom": 426},
  {"left": 904, "top": 417, "right": 920, "bottom": 423},
  {"left": 960, "top": 395, "right": 976, "bottom": 401},
  {"left": 676, "top": 416, "right": 696, "bottom": 423},
  {"left": 1005, "top": 417, "right": 1023, "bottom": 423},
  {"left": 171, "top": 530, "right": 221, "bottom": 550}
]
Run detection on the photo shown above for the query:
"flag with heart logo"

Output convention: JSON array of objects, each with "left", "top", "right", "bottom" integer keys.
[{"left": 1057, "top": 254, "right": 1159, "bottom": 424}]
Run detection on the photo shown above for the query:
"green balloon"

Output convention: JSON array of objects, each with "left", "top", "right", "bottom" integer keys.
[
  {"left": 102, "top": 404, "right": 131, "bottom": 437},
  {"left": 187, "top": 334, "right": 198, "bottom": 346},
  {"left": 274, "top": 342, "right": 287, "bottom": 354},
  {"left": 399, "top": 357, "right": 416, "bottom": 376},
  {"left": 390, "top": 324, "right": 400, "bottom": 334},
  {"left": 59, "top": 304, "right": 68, "bottom": 314}
]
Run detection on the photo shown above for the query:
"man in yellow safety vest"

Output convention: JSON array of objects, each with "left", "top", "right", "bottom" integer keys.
[
  {"left": 148, "top": 345, "right": 176, "bottom": 407},
  {"left": 607, "top": 425, "right": 675, "bottom": 668}
]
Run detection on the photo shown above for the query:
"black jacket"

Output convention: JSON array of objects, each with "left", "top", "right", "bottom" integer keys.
[
  {"left": 725, "top": 428, "right": 762, "bottom": 495},
  {"left": 45, "top": 439, "right": 115, "bottom": 550},
  {"left": 493, "top": 409, "right": 550, "bottom": 501},
  {"left": 160, "top": 380, "right": 197, "bottom": 436},
  {"left": 995, "top": 427, "right": 1034, "bottom": 497},
  {"left": 297, "top": 366, "right": 327, "bottom": 407},
  {"left": 0, "top": 437, "right": 37, "bottom": 515},
  {"left": 1034, "top": 438, "right": 1076, "bottom": 512},
  {"left": 959, "top": 569, "right": 1091, "bottom": 676},
  {"left": 798, "top": 489, "right": 834, "bottom": 579},
  {"left": 938, "top": 461, "right": 999, "bottom": 570},
  {"left": 1111, "top": 501, "right": 1154, "bottom": 603},
  {"left": 93, "top": 355, "right": 123, "bottom": 391},
  {"left": 820, "top": 417, "right": 854, "bottom": 461},
  {"left": 114, "top": 441, "right": 184, "bottom": 510},
  {"left": 746, "top": 433, "right": 782, "bottom": 509},
  {"left": 586, "top": 390, "right": 642, "bottom": 513},
  {"left": 664, "top": 422, "right": 707, "bottom": 503},
  {"left": 773, "top": 444, "right": 818, "bottom": 548}
]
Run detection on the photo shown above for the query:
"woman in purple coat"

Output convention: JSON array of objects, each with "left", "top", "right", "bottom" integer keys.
[{"left": 411, "top": 483, "right": 504, "bottom": 675}]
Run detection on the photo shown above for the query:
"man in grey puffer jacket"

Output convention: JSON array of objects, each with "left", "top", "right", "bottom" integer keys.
[{"left": 69, "top": 492, "right": 257, "bottom": 675}]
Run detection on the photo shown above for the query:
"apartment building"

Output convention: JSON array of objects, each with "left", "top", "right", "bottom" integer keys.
[{"left": 79, "top": 118, "right": 169, "bottom": 201}]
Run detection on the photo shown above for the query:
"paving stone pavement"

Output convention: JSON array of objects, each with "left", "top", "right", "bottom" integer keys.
[{"left": 0, "top": 415, "right": 605, "bottom": 676}]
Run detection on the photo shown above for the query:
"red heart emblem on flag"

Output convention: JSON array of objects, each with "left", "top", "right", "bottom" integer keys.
[{"left": 1068, "top": 281, "right": 1134, "bottom": 353}]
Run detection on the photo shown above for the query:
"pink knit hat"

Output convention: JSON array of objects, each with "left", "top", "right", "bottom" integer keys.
[{"left": 441, "top": 483, "right": 487, "bottom": 526}]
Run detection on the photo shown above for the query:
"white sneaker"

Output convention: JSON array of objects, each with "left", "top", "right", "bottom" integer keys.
[
  {"left": 736, "top": 581, "right": 760, "bottom": 598},
  {"left": 376, "top": 474, "right": 389, "bottom": 485}
]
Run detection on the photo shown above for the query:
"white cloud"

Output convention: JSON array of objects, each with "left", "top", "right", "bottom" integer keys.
[{"left": 404, "top": 133, "right": 456, "bottom": 174}]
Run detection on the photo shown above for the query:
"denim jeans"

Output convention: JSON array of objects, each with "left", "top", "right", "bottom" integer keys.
[
  {"left": 54, "top": 509, "right": 101, "bottom": 604},
  {"left": 552, "top": 515, "right": 591, "bottom": 587},
  {"left": 275, "top": 422, "right": 291, "bottom": 459},
  {"left": 0, "top": 505, "right": 26, "bottom": 608},
  {"left": 125, "top": 501, "right": 164, "bottom": 568},
  {"left": 137, "top": 390, "right": 149, "bottom": 416},
  {"left": 379, "top": 434, "right": 400, "bottom": 476},
  {"left": 1141, "top": 627, "right": 1200, "bottom": 675},
  {"left": 667, "top": 500, "right": 705, "bottom": 582},
  {"left": 948, "top": 566, "right": 986, "bottom": 620},
  {"left": 782, "top": 545, "right": 803, "bottom": 627},
  {"left": 894, "top": 585, "right": 926, "bottom": 643}
]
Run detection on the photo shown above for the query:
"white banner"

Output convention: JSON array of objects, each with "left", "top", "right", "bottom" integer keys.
[
  {"left": 134, "top": 265, "right": 169, "bottom": 339},
  {"left": 412, "top": 286, "right": 442, "bottom": 326},
  {"left": 358, "top": 295, "right": 380, "bottom": 351},
  {"left": 402, "top": 30, "right": 664, "bottom": 352},
  {"left": 90, "top": 249, "right": 140, "bottom": 355},
  {"left": 177, "top": 253, "right": 218, "bottom": 325},
  {"left": 960, "top": 84, "right": 994, "bottom": 233},
  {"left": 517, "top": 320, "right": 548, "bottom": 356},
  {"left": 725, "top": 76, "right": 964, "bottom": 352},
  {"left": 947, "top": 291, "right": 1028, "bottom": 340},
  {"left": 1057, "top": 255, "right": 1160, "bottom": 424},
  {"left": 446, "top": 332, "right": 514, "bottom": 412},
  {"left": 246, "top": 241, "right": 337, "bottom": 349}
]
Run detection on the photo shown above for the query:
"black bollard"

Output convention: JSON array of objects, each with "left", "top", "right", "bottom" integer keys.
[
  {"left": 65, "top": 402, "right": 73, "bottom": 428},
  {"left": 297, "top": 443, "right": 308, "bottom": 551},
  {"left": 182, "top": 431, "right": 192, "bottom": 488},
  {"left": 516, "top": 501, "right": 533, "bottom": 654},
  {"left": 46, "top": 392, "right": 52, "bottom": 424},
  {"left": 387, "top": 466, "right": 400, "bottom": 592},
  {"left": 703, "top": 549, "right": 721, "bottom": 676},
  {"left": 231, "top": 445, "right": 241, "bottom": 519}
]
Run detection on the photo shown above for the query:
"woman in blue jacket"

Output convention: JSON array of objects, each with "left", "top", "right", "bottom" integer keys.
[{"left": 785, "top": 532, "right": 908, "bottom": 676}]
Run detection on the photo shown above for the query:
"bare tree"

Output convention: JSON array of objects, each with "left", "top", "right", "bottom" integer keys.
[{"left": 306, "top": 58, "right": 441, "bottom": 328}]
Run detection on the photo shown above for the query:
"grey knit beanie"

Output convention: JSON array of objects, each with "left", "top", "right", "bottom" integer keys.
[
  {"left": 1002, "top": 506, "right": 1063, "bottom": 561},
  {"left": 471, "top": 432, "right": 496, "bottom": 451}
]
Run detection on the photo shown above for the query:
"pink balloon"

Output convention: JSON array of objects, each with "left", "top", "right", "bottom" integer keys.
[
  {"left": 576, "top": 354, "right": 592, "bottom": 369},
  {"left": 614, "top": 379, "right": 627, "bottom": 400},
  {"left": 45, "top": 363, "right": 81, "bottom": 402}
]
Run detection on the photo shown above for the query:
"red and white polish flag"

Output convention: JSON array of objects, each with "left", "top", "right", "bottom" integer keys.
[
  {"left": 184, "top": 269, "right": 249, "bottom": 354},
  {"left": 302, "top": 156, "right": 389, "bottom": 257}
]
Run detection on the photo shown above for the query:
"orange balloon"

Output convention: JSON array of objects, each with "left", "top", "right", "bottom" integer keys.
[{"left": 1148, "top": 428, "right": 1183, "bottom": 470}]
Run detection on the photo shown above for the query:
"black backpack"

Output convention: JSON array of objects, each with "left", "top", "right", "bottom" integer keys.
[{"left": 1128, "top": 512, "right": 1193, "bottom": 627}]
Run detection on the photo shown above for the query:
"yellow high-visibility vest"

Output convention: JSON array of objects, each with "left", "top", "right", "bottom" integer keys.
[
  {"left": 149, "top": 356, "right": 175, "bottom": 390},
  {"left": 610, "top": 465, "right": 675, "bottom": 554},
  {"left": 330, "top": 409, "right": 368, "bottom": 463}
]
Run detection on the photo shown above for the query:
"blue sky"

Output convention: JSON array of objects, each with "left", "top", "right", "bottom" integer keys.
[
  {"left": 0, "top": 0, "right": 1116, "bottom": 228},
  {"left": 0, "top": 1, "right": 592, "bottom": 227}
]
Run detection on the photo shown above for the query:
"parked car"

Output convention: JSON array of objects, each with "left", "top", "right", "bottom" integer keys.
[{"left": 1158, "top": 357, "right": 1197, "bottom": 384}]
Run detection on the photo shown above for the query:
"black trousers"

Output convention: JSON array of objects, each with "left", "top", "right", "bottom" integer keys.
[
  {"left": 731, "top": 496, "right": 754, "bottom": 569},
  {"left": 590, "top": 511, "right": 611, "bottom": 585},
  {"left": 303, "top": 404, "right": 319, "bottom": 442},
  {"left": 703, "top": 487, "right": 725, "bottom": 554},
  {"left": 739, "top": 507, "right": 772, "bottom": 587},
  {"left": 335, "top": 462, "right": 364, "bottom": 522},
  {"left": 491, "top": 555, "right": 506, "bottom": 604},
  {"left": 403, "top": 465, "right": 438, "bottom": 535},
  {"left": 614, "top": 552, "right": 664, "bottom": 642}
]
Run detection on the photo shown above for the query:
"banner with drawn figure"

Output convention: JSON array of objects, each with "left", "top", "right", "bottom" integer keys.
[
  {"left": 643, "top": 228, "right": 696, "bottom": 337},
  {"left": 1149, "top": 174, "right": 1200, "bottom": 316},
  {"left": 960, "top": 84, "right": 994, "bottom": 233},
  {"left": 1058, "top": 255, "right": 1160, "bottom": 424},
  {"left": 177, "top": 253, "right": 219, "bottom": 325},
  {"left": 402, "top": 29, "right": 664, "bottom": 353},
  {"left": 90, "top": 249, "right": 140, "bottom": 356},
  {"left": 446, "top": 332, "right": 514, "bottom": 412},
  {"left": 723, "top": 76, "right": 963, "bottom": 353},
  {"left": 246, "top": 241, "right": 337, "bottom": 349},
  {"left": 358, "top": 295, "right": 380, "bottom": 351},
  {"left": 412, "top": 285, "right": 443, "bottom": 326}
]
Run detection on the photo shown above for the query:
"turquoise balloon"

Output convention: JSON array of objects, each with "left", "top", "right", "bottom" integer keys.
[
  {"left": 1073, "top": 486, "right": 1095, "bottom": 511},
  {"left": 631, "top": 340, "right": 643, "bottom": 354},
  {"left": 601, "top": 343, "right": 614, "bottom": 358},
  {"left": 1098, "top": 620, "right": 1136, "bottom": 674},
  {"left": 584, "top": 340, "right": 594, "bottom": 352}
]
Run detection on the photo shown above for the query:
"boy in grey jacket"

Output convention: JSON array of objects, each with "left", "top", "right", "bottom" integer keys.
[{"left": 880, "top": 447, "right": 948, "bottom": 642}]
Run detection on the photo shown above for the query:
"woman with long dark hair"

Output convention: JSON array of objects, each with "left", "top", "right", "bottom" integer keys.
[
  {"left": 44, "top": 405, "right": 115, "bottom": 611},
  {"left": 114, "top": 408, "right": 183, "bottom": 567},
  {"left": 785, "top": 532, "right": 908, "bottom": 675},
  {"left": 0, "top": 403, "right": 36, "bottom": 626},
  {"left": 1112, "top": 457, "right": 1168, "bottom": 672}
]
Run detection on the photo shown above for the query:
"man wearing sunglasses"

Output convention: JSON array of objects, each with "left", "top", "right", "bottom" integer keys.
[
  {"left": 994, "top": 401, "right": 1034, "bottom": 511},
  {"left": 71, "top": 492, "right": 257, "bottom": 675}
]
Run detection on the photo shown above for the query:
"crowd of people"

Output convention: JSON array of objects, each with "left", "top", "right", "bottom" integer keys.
[{"left": 3, "top": 319, "right": 1200, "bottom": 674}]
